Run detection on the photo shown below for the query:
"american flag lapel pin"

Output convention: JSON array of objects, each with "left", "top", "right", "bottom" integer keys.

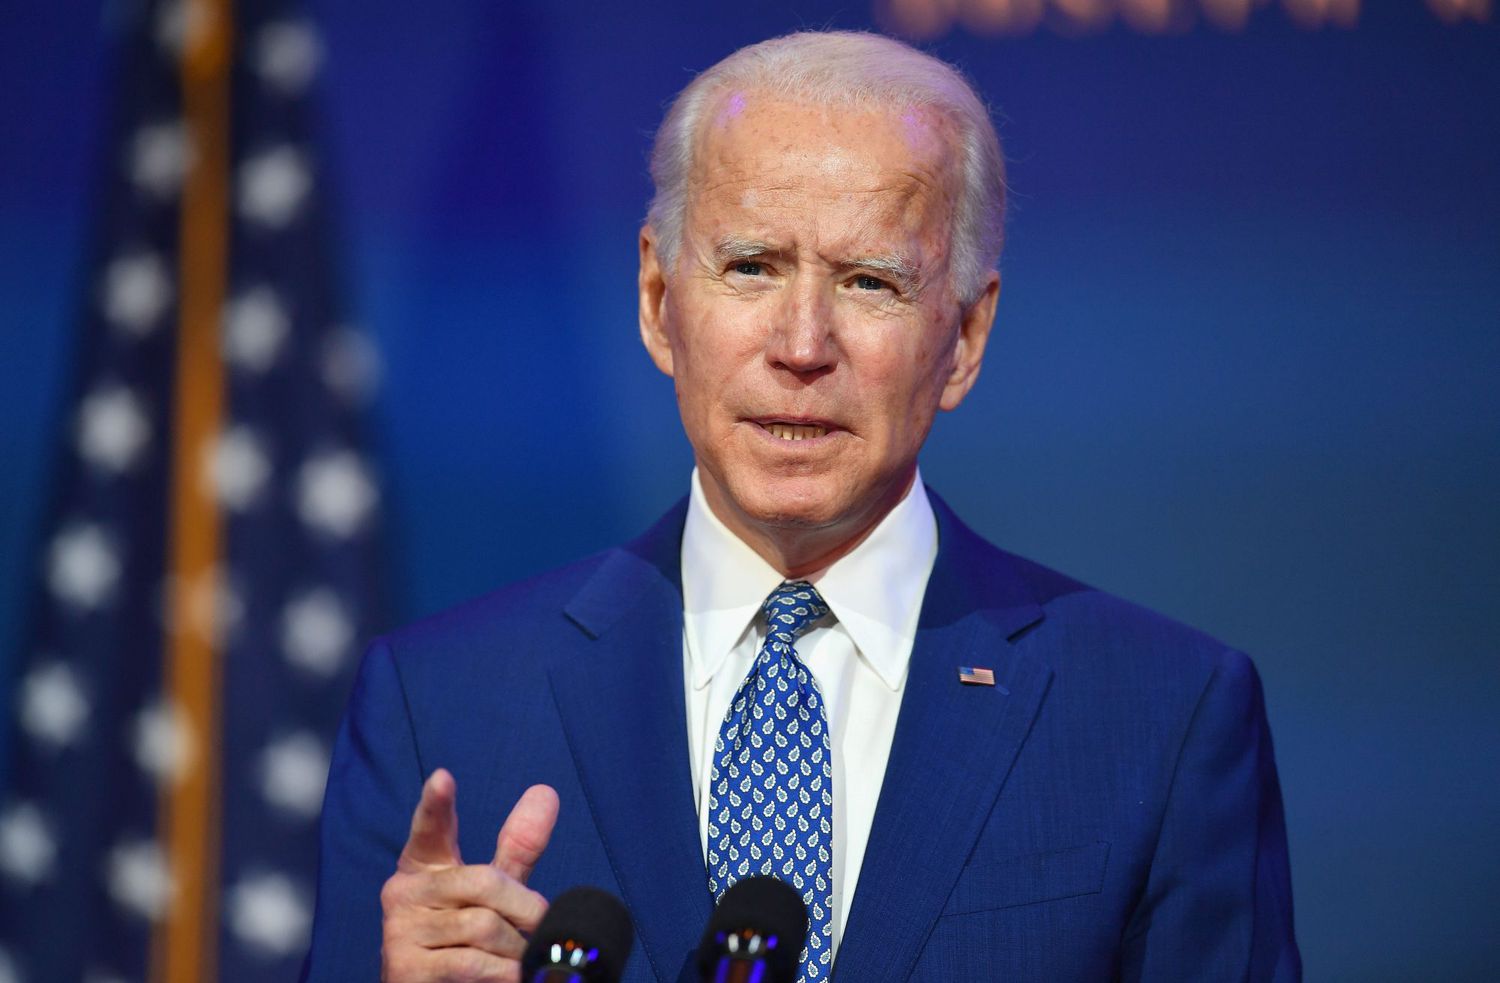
[{"left": 958, "top": 665, "right": 996, "bottom": 686}]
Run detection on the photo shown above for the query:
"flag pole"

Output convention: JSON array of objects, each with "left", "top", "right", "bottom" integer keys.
[{"left": 156, "top": 0, "right": 232, "bottom": 979}]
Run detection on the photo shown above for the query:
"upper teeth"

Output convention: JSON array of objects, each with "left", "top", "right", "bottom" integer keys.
[{"left": 766, "top": 423, "right": 827, "bottom": 441}]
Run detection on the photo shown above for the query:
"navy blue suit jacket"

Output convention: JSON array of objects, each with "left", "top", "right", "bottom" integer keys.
[{"left": 303, "top": 493, "right": 1299, "bottom": 981}]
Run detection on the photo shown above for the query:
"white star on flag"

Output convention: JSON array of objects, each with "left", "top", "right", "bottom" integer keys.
[
  {"left": 77, "top": 383, "right": 153, "bottom": 474},
  {"left": 205, "top": 425, "right": 273, "bottom": 511},
  {"left": 106, "top": 839, "right": 174, "bottom": 921},
  {"left": 47, "top": 523, "right": 122, "bottom": 610},
  {"left": 223, "top": 286, "right": 291, "bottom": 372},
  {"left": 296, "top": 450, "right": 377, "bottom": 538},
  {"left": 228, "top": 871, "right": 312, "bottom": 956},
  {"left": 0, "top": 803, "right": 57, "bottom": 885},
  {"left": 19, "top": 662, "right": 91, "bottom": 749},
  {"left": 128, "top": 119, "right": 193, "bottom": 199},
  {"left": 238, "top": 145, "right": 311, "bottom": 228},
  {"left": 257, "top": 731, "right": 331, "bottom": 819},
  {"left": 253, "top": 20, "right": 323, "bottom": 95},
  {"left": 280, "top": 587, "right": 354, "bottom": 676},
  {"left": 132, "top": 699, "right": 195, "bottom": 787},
  {"left": 321, "top": 325, "right": 382, "bottom": 406},
  {"left": 100, "top": 251, "right": 172, "bottom": 337}
]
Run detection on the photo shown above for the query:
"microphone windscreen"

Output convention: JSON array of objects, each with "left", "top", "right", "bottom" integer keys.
[
  {"left": 521, "top": 885, "right": 635, "bottom": 982},
  {"left": 697, "top": 876, "right": 809, "bottom": 983}
]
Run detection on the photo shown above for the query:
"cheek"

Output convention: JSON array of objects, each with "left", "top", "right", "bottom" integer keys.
[
  {"left": 667, "top": 315, "right": 755, "bottom": 423},
  {"left": 908, "top": 313, "right": 961, "bottom": 385},
  {"left": 853, "top": 328, "right": 955, "bottom": 436},
  {"left": 677, "top": 306, "right": 763, "bottom": 383},
  {"left": 663, "top": 298, "right": 707, "bottom": 379}
]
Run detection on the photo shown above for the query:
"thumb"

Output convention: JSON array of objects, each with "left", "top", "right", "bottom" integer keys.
[
  {"left": 398, "top": 768, "right": 463, "bottom": 871},
  {"left": 493, "top": 784, "right": 560, "bottom": 884}
]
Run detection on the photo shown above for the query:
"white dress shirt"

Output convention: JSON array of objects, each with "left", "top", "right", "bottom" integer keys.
[{"left": 681, "top": 468, "right": 938, "bottom": 956}]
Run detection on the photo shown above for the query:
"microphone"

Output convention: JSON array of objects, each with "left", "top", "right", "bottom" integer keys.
[
  {"left": 696, "top": 876, "right": 809, "bottom": 983},
  {"left": 520, "top": 886, "right": 635, "bottom": 983}
]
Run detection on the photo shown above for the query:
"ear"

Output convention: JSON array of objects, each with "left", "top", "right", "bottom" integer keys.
[
  {"left": 638, "top": 227, "right": 675, "bottom": 377},
  {"left": 939, "top": 270, "right": 999, "bottom": 412}
]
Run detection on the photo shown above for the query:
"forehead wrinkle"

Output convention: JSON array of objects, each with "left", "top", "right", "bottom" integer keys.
[
  {"left": 686, "top": 99, "right": 962, "bottom": 289},
  {"left": 818, "top": 203, "right": 920, "bottom": 267}
]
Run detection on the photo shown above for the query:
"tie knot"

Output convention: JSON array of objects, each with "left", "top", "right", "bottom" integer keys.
[{"left": 762, "top": 580, "right": 829, "bottom": 642}]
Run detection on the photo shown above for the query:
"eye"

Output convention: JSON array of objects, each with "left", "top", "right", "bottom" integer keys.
[
  {"left": 734, "top": 261, "right": 764, "bottom": 276},
  {"left": 854, "top": 274, "right": 887, "bottom": 291}
]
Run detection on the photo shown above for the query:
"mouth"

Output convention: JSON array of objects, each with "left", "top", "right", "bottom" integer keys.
[
  {"left": 749, "top": 417, "right": 838, "bottom": 442},
  {"left": 762, "top": 422, "right": 827, "bottom": 441}
]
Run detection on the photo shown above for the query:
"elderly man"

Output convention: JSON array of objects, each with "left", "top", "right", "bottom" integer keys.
[{"left": 303, "top": 30, "right": 1298, "bottom": 983}]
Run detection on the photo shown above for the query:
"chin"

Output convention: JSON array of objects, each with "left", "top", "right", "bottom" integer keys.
[{"left": 728, "top": 473, "right": 856, "bottom": 532}]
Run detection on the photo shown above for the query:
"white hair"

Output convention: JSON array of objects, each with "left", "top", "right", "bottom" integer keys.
[{"left": 646, "top": 31, "right": 1006, "bottom": 306}]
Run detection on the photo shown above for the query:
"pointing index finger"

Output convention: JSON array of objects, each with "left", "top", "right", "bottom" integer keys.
[{"left": 399, "top": 768, "right": 463, "bottom": 871}]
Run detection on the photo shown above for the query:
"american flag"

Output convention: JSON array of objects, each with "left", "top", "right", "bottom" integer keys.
[
  {"left": 0, "top": 1, "right": 385, "bottom": 980},
  {"left": 958, "top": 666, "right": 996, "bottom": 686}
]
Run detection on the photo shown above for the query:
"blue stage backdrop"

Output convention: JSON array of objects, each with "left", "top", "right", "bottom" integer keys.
[{"left": 1, "top": 1, "right": 1496, "bottom": 979}]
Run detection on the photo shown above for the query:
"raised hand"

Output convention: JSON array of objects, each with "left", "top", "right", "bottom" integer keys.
[{"left": 380, "top": 768, "right": 560, "bottom": 983}]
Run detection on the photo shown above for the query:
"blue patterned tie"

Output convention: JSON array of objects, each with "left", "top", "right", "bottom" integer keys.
[{"left": 706, "top": 581, "right": 834, "bottom": 981}]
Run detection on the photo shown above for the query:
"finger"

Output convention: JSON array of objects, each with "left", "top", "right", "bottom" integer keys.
[
  {"left": 402, "top": 905, "right": 527, "bottom": 959},
  {"left": 492, "top": 784, "right": 560, "bottom": 884},
  {"left": 384, "top": 944, "right": 521, "bottom": 983},
  {"left": 398, "top": 768, "right": 462, "bottom": 871},
  {"left": 405, "top": 865, "right": 549, "bottom": 933}
]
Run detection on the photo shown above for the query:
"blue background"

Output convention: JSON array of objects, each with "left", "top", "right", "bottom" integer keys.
[{"left": 2, "top": 1, "right": 1497, "bottom": 977}]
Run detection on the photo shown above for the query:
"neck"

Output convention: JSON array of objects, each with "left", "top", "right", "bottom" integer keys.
[{"left": 698, "top": 469, "right": 916, "bottom": 580}]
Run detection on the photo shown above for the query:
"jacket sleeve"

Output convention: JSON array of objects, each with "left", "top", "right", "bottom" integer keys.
[
  {"left": 300, "top": 638, "right": 424, "bottom": 982},
  {"left": 1119, "top": 649, "right": 1301, "bottom": 982}
]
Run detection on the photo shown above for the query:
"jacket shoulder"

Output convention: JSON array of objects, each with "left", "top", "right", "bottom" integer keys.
[
  {"left": 953, "top": 519, "right": 1240, "bottom": 688},
  {"left": 373, "top": 498, "right": 687, "bottom": 671},
  {"left": 1028, "top": 545, "right": 1227, "bottom": 648}
]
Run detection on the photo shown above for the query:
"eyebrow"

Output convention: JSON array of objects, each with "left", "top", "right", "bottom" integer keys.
[
  {"left": 713, "top": 235, "right": 926, "bottom": 295},
  {"left": 713, "top": 234, "right": 782, "bottom": 263},
  {"left": 844, "top": 253, "right": 925, "bottom": 295}
]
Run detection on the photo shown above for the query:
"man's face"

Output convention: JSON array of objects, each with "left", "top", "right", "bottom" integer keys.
[{"left": 639, "top": 93, "right": 998, "bottom": 567}]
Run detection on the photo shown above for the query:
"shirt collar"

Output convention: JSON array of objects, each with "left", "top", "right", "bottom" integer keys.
[{"left": 681, "top": 468, "right": 937, "bottom": 691}]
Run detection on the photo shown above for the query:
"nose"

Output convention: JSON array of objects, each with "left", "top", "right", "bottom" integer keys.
[{"left": 765, "top": 278, "right": 836, "bottom": 377}]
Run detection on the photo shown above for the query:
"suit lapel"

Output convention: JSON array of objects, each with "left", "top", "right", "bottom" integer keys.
[
  {"left": 552, "top": 502, "right": 711, "bottom": 983},
  {"left": 833, "top": 494, "right": 1053, "bottom": 981}
]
